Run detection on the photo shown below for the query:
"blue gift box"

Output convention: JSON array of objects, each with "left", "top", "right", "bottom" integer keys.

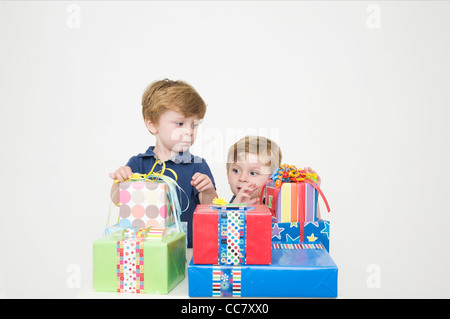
[
  {"left": 272, "top": 219, "right": 331, "bottom": 252},
  {"left": 188, "top": 247, "right": 338, "bottom": 298}
]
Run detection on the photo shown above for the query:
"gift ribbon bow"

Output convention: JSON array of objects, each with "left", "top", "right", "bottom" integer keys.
[
  {"left": 212, "top": 197, "right": 228, "bottom": 206},
  {"left": 114, "top": 160, "right": 178, "bottom": 183},
  {"left": 261, "top": 164, "right": 331, "bottom": 213},
  {"left": 270, "top": 164, "right": 318, "bottom": 188}
]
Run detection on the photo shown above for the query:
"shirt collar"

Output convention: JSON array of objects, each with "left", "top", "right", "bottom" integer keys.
[{"left": 138, "top": 146, "right": 194, "bottom": 164}]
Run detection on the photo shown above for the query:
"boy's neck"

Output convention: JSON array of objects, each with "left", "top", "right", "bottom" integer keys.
[
  {"left": 153, "top": 145, "right": 188, "bottom": 162},
  {"left": 153, "top": 146, "right": 172, "bottom": 162}
]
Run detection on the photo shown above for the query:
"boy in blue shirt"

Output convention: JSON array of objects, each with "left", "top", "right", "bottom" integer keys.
[{"left": 109, "top": 79, "right": 217, "bottom": 247}]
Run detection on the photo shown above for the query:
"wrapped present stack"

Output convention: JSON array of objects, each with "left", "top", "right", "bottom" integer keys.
[
  {"left": 93, "top": 161, "right": 187, "bottom": 294},
  {"left": 188, "top": 165, "right": 338, "bottom": 298},
  {"left": 189, "top": 201, "right": 273, "bottom": 297}
]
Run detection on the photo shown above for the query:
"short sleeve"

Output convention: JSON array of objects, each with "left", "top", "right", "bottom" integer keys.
[{"left": 125, "top": 156, "right": 140, "bottom": 174}]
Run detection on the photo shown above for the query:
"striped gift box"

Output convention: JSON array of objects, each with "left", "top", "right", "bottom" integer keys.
[
  {"left": 272, "top": 243, "right": 325, "bottom": 250},
  {"left": 268, "top": 182, "right": 318, "bottom": 223},
  {"left": 212, "top": 265, "right": 241, "bottom": 297}
]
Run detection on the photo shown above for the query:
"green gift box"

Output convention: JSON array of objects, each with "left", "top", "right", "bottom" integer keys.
[{"left": 93, "top": 227, "right": 186, "bottom": 294}]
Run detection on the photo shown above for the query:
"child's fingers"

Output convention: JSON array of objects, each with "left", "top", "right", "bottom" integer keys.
[
  {"left": 191, "top": 173, "right": 204, "bottom": 186},
  {"left": 244, "top": 183, "right": 256, "bottom": 190},
  {"left": 234, "top": 192, "right": 251, "bottom": 204},
  {"left": 124, "top": 166, "right": 132, "bottom": 176},
  {"left": 195, "top": 179, "right": 212, "bottom": 192},
  {"left": 239, "top": 184, "right": 256, "bottom": 195},
  {"left": 116, "top": 174, "right": 126, "bottom": 183},
  {"left": 112, "top": 166, "right": 132, "bottom": 182},
  {"left": 193, "top": 177, "right": 204, "bottom": 189},
  {"left": 316, "top": 175, "right": 321, "bottom": 186},
  {"left": 304, "top": 167, "right": 321, "bottom": 186},
  {"left": 117, "top": 169, "right": 128, "bottom": 182},
  {"left": 191, "top": 173, "right": 203, "bottom": 186},
  {"left": 192, "top": 173, "right": 212, "bottom": 189}
]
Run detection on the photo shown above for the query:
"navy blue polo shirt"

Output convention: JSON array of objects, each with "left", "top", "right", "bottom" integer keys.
[{"left": 126, "top": 146, "right": 216, "bottom": 248}]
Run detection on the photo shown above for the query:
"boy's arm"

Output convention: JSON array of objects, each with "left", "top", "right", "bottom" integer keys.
[
  {"left": 110, "top": 182, "right": 120, "bottom": 205},
  {"left": 191, "top": 159, "right": 217, "bottom": 204},
  {"left": 191, "top": 172, "right": 217, "bottom": 204},
  {"left": 198, "top": 188, "right": 218, "bottom": 205}
]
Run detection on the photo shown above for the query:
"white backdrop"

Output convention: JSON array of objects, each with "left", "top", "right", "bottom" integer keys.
[{"left": 1, "top": 1, "right": 449, "bottom": 298}]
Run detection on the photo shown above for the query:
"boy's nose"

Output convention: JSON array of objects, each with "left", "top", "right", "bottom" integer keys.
[
  {"left": 186, "top": 126, "right": 195, "bottom": 136},
  {"left": 238, "top": 173, "right": 248, "bottom": 182},
  {"left": 181, "top": 127, "right": 193, "bottom": 139}
]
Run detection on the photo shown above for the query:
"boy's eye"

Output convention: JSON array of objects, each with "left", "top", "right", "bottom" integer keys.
[
  {"left": 232, "top": 168, "right": 240, "bottom": 174},
  {"left": 250, "top": 171, "right": 259, "bottom": 176},
  {"left": 175, "top": 122, "right": 183, "bottom": 126}
]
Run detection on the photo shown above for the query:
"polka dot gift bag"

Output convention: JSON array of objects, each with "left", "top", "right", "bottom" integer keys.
[
  {"left": 118, "top": 181, "right": 172, "bottom": 228},
  {"left": 114, "top": 160, "right": 184, "bottom": 230}
]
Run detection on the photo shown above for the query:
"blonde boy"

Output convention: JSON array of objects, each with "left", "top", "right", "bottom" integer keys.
[
  {"left": 227, "top": 136, "right": 322, "bottom": 220},
  {"left": 226, "top": 136, "right": 282, "bottom": 204},
  {"left": 110, "top": 79, "right": 217, "bottom": 247}
]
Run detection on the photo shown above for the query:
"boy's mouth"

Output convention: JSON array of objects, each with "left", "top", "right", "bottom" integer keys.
[{"left": 176, "top": 141, "right": 191, "bottom": 147}]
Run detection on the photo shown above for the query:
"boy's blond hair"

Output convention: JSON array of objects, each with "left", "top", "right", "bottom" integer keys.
[
  {"left": 226, "top": 136, "right": 282, "bottom": 175},
  {"left": 142, "top": 78, "right": 206, "bottom": 124}
]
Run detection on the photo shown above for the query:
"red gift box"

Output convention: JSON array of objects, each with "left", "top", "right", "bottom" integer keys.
[{"left": 193, "top": 204, "right": 272, "bottom": 265}]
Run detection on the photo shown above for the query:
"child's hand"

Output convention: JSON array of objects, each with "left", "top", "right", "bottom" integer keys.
[
  {"left": 109, "top": 166, "right": 132, "bottom": 183},
  {"left": 305, "top": 167, "right": 321, "bottom": 187},
  {"left": 191, "top": 173, "right": 215, "bottom": 193},
  {"left": 232, "top": 183, "right": 259, "bottom": 205},
  {"left": 192, "top": 173, "right": 217, "bottom": 204}
]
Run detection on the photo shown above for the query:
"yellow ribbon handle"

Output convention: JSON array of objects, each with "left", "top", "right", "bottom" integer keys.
[{"left": 114, "top": 160, "right": 178, "bottom": 183}]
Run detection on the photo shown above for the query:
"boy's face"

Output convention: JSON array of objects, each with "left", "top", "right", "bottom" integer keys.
[
  {"left": 146, "top": 109, "right": 201, "bottom": 154},
  {"left": 227, "top": 153, "right": 272, "bottom": 199}
]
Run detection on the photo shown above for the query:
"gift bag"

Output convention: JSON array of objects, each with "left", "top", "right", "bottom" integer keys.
[
  {"left": 118, "top": 180, "right": 173, "bottom": 228},
  {"left": 107, "top": 160, "right": 185, "bottom": 234}
]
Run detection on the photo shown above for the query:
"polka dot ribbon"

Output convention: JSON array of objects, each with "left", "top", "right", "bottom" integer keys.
[
  {"left": 114, "top": 160, "right": 178, "bottom": 183},
  {"left": 218, "top": 207, "right": 247, "bottom": 265}
]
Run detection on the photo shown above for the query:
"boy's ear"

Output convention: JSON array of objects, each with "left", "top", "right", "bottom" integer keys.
[{"left": 145, "top": 118, "right": 158, "bottom": 135}]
